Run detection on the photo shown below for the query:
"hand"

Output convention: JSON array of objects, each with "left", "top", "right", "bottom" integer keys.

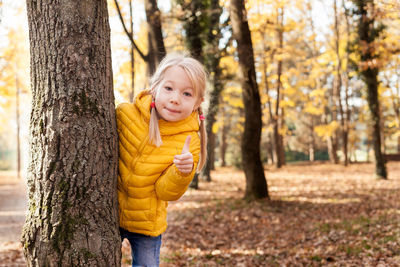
[{"left": 173, "top": 135, "right": 193, "bottom": 174}]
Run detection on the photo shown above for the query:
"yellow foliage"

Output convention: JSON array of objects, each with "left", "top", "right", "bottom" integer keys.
[
  {"left": 310, "top": 88, "right": 326, "bottom": 97},
  {"left": 304, "top": 103, "right": 323, "bottom": 116},
  {"left": 212, "top": 122, "right": 219, "bottom": 134},
  {"left": 280, "top": 99, "right": 295, "bottom": 108},
  {"left": 315, "top": 121, "right": 340, "bottom": 139}
]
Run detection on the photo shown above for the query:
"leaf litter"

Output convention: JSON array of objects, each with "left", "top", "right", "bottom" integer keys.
[
  {"left": 1, "top": 163, "right": 399, "bottom": 266},
  {"left": 125, "top": 162, "right": 400, "bottom": 267}
]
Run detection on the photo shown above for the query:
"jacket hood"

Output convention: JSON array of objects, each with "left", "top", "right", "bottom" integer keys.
[{"left": 134, "top": 90, "right": 200, "bottom": 136}]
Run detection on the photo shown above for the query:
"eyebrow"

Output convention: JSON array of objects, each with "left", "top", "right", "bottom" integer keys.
[{"left": 164, "top": 80, "right": 194, "bottom": 90}]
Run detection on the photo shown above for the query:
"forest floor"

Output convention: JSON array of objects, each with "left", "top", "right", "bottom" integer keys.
[{"left": 1, "top": 163, "right": 399, "bottom": 266}]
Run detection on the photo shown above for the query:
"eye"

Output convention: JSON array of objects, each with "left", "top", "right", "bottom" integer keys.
[
  {"left": 183, "top": 92, "right": 192, "bottom": 97},
  {"left": 164, "top": 86, "right": 173, "bottom": 91}
]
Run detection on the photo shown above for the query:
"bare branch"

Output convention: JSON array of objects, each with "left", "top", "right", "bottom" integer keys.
[{"left": 113, "top": 0, "right": 148, "bottom": 62}]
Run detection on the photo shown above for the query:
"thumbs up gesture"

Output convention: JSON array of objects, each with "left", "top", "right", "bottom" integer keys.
[{"left": 174, "top": 135, "right": 194, "bottom": 174}]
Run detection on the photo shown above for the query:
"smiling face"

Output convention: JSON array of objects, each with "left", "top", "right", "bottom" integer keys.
[{"left": 154, "top": 66, "right": 200, "bottom": 122}]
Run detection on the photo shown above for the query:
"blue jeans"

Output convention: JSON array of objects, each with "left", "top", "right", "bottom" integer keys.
[{"left": 120, "top": 227, "right": 162, "bottom": 267}]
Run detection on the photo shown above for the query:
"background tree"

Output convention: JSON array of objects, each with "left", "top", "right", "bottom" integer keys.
[
  {"left": 352, "top": 0, "right": 387, "bottom": 178},
  {"left": 176, "top": 0, "right": 229, "bottom": 185},
  {"left": 113, "top": 0, "right": 166, "bottom": 75},
  {"left": 21, "top": 0, "right": 121, "bottom": 265},
  {"left": 174, "top": 0, "right": 207, "bottom": 189},
  {"left": 113, "top": 0, "right": 135, "bottom": 102},
  {"left": 229, "top": 0, "right": 268, "bottom": 200}
]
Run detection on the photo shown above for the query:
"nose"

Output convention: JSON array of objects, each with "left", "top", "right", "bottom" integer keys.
[{"left": 170, "top": 91, "right": 180, "bottom": 104}]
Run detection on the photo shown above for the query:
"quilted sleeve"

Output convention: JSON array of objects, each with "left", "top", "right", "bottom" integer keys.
[{"left": 155, "top": 134, "right": 201, "bottom": 201}]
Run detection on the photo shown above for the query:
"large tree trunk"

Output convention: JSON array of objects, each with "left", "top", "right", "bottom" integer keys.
[
  {"left": 145, "top": 0, "right": 166, "bottom": 74},
  {"left": 21, "top": 1, "right": 121, "bottom": 266},
  {"left": 354, "top": 0, "right": 387, "bottom": 179},
  {"left": 230, "top": 0, "right": 269, "bottom": 200}
]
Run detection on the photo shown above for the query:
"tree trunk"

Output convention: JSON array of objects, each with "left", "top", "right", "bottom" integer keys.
[
  {"left": 145, "top": 0, "right": 166, "bottom": 74},
  {"left": 354, "top": 0, "right": 387, "bottom": 179},
  {"left": 279, "top": 108, "right": 286, "bottom": 165},
  {"left": 15, "top": 73, "right": 21, "bottom": 179},
  {"left": 181, "top": 0, "right": 225, "bottom": 183},
  {"left": 309, "top": 116, "right": 315, "bottom": 162},
  {"left": 22, "top": 1, "right": 121, "bottom": 266},
  {"left": 178, "top": 0, "right": 205, "bottom": 62},
  {"left": 183, "top": 0, "right": 207, "bottom": 188},
  {"left": 333, "top": 0, "right": 349, "bottom": 166},
  {"left": 230, "top": 0, "right": 269, "bottom": 200},
  {"left": 129, "top": 0, "right": 135, "bottom": 102},
  {"left": 220, "top": 105, "right": 228, "bottom": 167},
  {"left": 268, "top": 133, "right": 275, "bottom": 164},
  {"left": 274, "top": 7, "right": 285, "bottom": 168}
]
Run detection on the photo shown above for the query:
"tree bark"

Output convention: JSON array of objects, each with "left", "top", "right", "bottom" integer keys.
[
  {"left": 230, "top": 0, "right": 269, "bottom": 200},
  {"left": 22, "top": 1, "right": 121, "bottom": 266},
  {"left": 354, "top": 0, "right": 387, "bottom": 179}
]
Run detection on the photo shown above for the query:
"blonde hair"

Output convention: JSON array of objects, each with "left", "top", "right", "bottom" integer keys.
[{"left": 148, "top": 53, "right": 208, "bottom": 172}]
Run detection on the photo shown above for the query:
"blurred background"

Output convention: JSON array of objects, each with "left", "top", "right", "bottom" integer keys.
[{"left": 0, "top": 0, "right": 399, "bottom": 178}]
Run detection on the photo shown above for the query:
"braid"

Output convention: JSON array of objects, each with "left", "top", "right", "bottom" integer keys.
[{"left": 197, "top": 106, "right": 207, "bottom": 171}]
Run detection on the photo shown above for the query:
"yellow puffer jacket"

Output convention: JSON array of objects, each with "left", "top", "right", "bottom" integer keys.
[{"left": 116, "top": 91, "right": 200, "bottom": 236}]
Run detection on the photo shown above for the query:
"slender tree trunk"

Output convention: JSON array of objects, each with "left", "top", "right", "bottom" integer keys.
[
  {"left": 354, "top": 0, "right": 387, "bottom": 179},
  {"left": 309, "top": 116, "right": 315, "bottom": 162},
  {"left": 220, "top": 103, "right": 228, "bottom": 167},
  {"left": 333, "top": 0, "right": 348, "bottom": 166},
  {"left": 22, "top": 1, "right": 120, "bottom": 265},
  {"left": 230, "top": 0, "right": 268, "bottom": 200},
  {"left": 129, "top": 0, "right": 135, "bottom": 102},
  {"left": 145, "top": 0, "right": 166, "bottom": 74},
  {"left": 327, "top": 90, "right": 339, "bottom": 164},
  {"left": 15, "top": 73, "right": 21, "bottom": 179},
  {"left": 274, "top": 7, "right": 285, "bottom": 168},
  {"left": 278, "top": 107, "right": 286, "bottom": 165},
  {"left": 268, "top": 133, "right": 275, "bottom": 164}
]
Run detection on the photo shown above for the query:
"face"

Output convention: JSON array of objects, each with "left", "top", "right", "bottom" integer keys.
[{"left": 154, "top": 66, "right": 200, "bottom": 122}]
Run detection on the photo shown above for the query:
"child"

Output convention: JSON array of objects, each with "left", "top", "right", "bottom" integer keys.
[{"left": 116, "top": 53, "right": 207, "bottom": 266}]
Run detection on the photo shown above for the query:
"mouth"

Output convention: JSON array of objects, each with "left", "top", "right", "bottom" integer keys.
[{"left": 165, "top": 107, "right": 180, "bottom": 113}]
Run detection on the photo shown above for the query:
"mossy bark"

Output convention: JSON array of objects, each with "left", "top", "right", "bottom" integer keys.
[{"left": 22, "top": 1, "right": 121, "bottom": 266}]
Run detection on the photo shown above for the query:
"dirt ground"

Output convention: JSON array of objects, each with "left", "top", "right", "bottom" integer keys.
[
  {"left": 1, "top": 163, "right": 400, "bottom": 266},
  {"left": 0, "top": 171, "right": 27, "bottom": 267}
]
